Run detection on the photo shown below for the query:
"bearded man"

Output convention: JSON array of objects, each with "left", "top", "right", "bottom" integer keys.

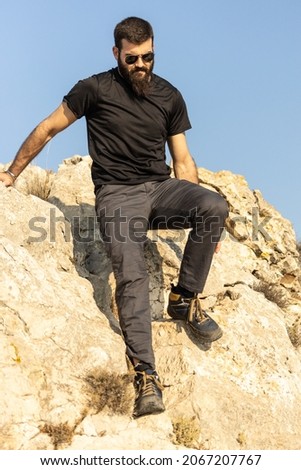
[{"left": 0, "top": 17, "right": 228, "bottom": 418}]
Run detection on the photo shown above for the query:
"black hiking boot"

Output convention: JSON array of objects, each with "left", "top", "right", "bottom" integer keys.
[
  {"left": 133, "top": 363, "right": 165, "bottom": 418},
  {"left": 167, "top": 289, "right": 223, "bottom": 343}
]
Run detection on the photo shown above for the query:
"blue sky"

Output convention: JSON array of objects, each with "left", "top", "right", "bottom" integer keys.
[{"left": 1, "top": 0, "right": 300, "bottom": 238}]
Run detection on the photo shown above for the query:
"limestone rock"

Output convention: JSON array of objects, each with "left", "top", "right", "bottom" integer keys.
[{"left": 0, "top": 158, "right": 301, "bottom": 450}]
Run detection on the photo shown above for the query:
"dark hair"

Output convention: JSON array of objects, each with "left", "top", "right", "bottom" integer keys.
[{"left": 114, "top": 17, "right": 154, "bottom": 50}]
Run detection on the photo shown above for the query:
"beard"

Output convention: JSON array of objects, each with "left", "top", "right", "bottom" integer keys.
[{"left": 118, "top": 57, "right": 154, "bottom": 97}]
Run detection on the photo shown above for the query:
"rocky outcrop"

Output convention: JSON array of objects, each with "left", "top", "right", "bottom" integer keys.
[{"left": 0, "top": 156, "right": 300, "bottom": 450}]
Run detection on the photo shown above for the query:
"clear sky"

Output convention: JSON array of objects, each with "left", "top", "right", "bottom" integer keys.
[{"left": 1, "top": 0, "right": 300, "bottom": 239}]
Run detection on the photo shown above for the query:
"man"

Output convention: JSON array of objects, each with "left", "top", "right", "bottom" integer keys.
[{"left": 0, "top": 17, "right": 228, "bottom": 418}]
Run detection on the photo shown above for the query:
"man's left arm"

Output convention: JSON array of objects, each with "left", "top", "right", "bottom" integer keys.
[
  {"left": 167, "top": 132, "right": 222, "bottom": 253},
  {"left": 167, "top": 132, "right": 199, "bottom": 184}
]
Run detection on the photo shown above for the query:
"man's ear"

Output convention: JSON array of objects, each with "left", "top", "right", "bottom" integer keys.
[{"left": 112, "top": 46, "right": 119, "bottom": 60}]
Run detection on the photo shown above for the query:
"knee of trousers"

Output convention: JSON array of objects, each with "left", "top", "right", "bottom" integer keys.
[{"left": 200, "top": 192, "right": 229, "bottom": 222}]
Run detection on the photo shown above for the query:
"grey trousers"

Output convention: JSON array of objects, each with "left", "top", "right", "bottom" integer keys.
[{"left": 95, "top": 178, "right": 228, "bottom": 368}]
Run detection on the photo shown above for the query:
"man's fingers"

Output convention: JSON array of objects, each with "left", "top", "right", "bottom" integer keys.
[{"left": 215, "top": 241, "right": 222, "bottom": 254}]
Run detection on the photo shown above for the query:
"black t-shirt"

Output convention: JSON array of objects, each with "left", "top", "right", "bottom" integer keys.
[{"left": 63, "top": 67, "right": 192, "bottom": 186}]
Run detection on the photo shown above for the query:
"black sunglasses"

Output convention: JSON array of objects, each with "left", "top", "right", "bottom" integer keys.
[{"left": 124, "top": 52, "right": 154, "bottom": 65}]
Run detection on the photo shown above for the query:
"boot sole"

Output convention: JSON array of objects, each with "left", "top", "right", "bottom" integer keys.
[
  {"left": 133, "top": 397, "right": 165, "bottom": 419},
  {"left": 188, "top": 323, "right": 223, "bottom": 343}
]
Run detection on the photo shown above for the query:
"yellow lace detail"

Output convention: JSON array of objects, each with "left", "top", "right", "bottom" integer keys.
[
  {"left": 188, "top": 295, "right": 206, "bottom": 323},
  {"left": 135, "top": 371, "right": 164, "bottom": 395}
]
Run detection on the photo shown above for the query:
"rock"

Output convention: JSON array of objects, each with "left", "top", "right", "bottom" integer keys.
[{"left": 0, "top": 158, "right": 300, "bottom": 450}]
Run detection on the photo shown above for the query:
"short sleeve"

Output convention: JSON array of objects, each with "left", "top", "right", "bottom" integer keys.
[
  {"left": 63, "top": 76, "right": 98, "bottom": 118},
  {"left": 168, "top": 89, "right": 192, "bottom": 136}
]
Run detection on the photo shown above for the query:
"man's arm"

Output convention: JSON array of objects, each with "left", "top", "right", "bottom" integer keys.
[
  {"left": 167, "top": 132, "right": 199, "bottom": 184},
  {"left": 167, "top": 132, "right": 222, "bottom": 253},
  {"left": 0, "top": 102, "right": 77, "bottom": 186}
]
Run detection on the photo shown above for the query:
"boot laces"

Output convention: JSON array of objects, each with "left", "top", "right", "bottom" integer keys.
[
  {"left": 135, "top": 370, "right": 164, "bottom": 396},
  {"left": 188, "top": 295, "right": 206, "bottom": 323}
]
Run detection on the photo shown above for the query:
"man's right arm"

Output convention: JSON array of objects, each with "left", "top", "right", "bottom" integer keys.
[{"left": 0, "top": 102, "right": 77, "bottom": 186}]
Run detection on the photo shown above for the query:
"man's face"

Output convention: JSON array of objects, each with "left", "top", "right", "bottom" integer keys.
[{"left": 113, "top": 38, "right": 154, "bottom": 97}]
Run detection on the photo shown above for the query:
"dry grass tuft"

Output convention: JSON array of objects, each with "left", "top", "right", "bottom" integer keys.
[
  {"left": 23, "top": 170, "right": 54, "bottom": 200},
  {"left": 40, "top": 422, "right": 74, "bottom": 449},
  {"left": 84, "top": 369, "right": 133, "bottom": 415},
  {"left": 172, "top": 416, "right": 200, "bottom": 448},
  {"left": 253, "top": 280, "right": 289, "bottom": 308}
]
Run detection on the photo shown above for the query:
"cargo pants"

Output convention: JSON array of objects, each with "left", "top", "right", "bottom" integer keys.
[{"left": 95, "top": 178, "right": 228, "bottom": 368}]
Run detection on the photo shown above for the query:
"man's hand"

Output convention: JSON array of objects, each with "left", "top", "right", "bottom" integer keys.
[{"left": 0, "top": 171, "right": 15, "bottom": 187}]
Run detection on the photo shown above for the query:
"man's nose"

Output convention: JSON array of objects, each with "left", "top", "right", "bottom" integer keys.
[{"left": 136, "top": 56, "right": 145, "bottom": 67}]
